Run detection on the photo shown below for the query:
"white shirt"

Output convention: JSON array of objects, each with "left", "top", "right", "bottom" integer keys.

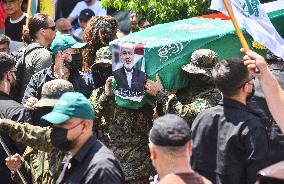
[
  {"left": 125, "top": 68, "right": 133, "bottom": 89},
  {"left": 69, "top": 0, "right": 107, "bottom": 19}
]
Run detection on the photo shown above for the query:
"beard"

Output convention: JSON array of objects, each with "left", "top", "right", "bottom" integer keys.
[{"left": 123, "top": 63, "right": 134, "bottom": 71}]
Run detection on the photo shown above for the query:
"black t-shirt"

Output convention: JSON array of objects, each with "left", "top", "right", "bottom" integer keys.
[
  {"left": 5, "top": 14, "right": 26, "bottom": 42},
  {"left": 56, "top": 135, "right": 125, "bottom": 184}
]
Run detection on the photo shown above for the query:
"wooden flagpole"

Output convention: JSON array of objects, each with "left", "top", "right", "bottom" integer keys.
[
  {"left": 223, "top": 0, "right": 250, "bottom": 52},
  {"left": 25, "top": 0, "right": 32, "bottom": 26}
]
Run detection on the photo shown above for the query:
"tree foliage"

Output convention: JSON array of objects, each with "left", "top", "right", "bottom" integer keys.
[{"left": 101, "top": 0, "right": 211, "bottom": 25}]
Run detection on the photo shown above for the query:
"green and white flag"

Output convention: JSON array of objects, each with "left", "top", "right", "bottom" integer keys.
[{"left": 211, "top": 0, "right": 284, "bottom": 59}]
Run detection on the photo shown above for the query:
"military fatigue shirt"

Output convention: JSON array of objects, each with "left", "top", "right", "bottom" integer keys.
[
  {"left": 157, "top": 84, "right": 222, "bottom": 126},
  {"left": 89, "top": 87, "right": 154, "bottom": 184},
  {"left": 0, "top": 119, "right": 64, "bottom": 184}
]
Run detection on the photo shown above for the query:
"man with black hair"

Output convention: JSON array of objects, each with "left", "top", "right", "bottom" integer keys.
[
  {"left": 0, "top": 52, "right": 30, "bottom": 184},
  {"left": 191, "top": 57, "right": 269, "bottom": 184}
]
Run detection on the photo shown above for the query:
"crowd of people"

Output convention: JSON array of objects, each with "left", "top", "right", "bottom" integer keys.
[{"left": 0, "top": 0, "right": 284, "bottom": 184}]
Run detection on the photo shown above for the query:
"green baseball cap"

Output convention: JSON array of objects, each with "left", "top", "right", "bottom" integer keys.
[
  {"left": 41, "top": 92, "right": 94, "bottom": 124},
  {"left": 50, "top": 32, "right": 87, "bottom": 55}
]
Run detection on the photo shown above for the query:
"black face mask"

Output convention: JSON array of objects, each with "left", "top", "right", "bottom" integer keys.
[
  {"left": 70, "top": 53, "right": 83, "bottom": 72},
  {"left": 50, "top": 123, "right": 82, "bottom": 151}
]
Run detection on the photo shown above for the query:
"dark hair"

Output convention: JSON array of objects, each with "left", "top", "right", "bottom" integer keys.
[
  {"left": 22, "top": 13, "right": 49, "bottom": 42},
  {"left": 0, "top": 52, "right": 16, "bottom": 80},
  {"left": 0, "top": 34, "right": 10, "bottom": 45},
  {"left": 82, "top": 16, "right": 118, "bottom": 72},
  {"left": 212, "top": 57, "right": 249, "bottom": 97}
]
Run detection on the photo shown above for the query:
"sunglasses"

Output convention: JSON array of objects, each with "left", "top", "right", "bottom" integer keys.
[{"left": 44, "top": 25, "right": 56, "bottom": 31}]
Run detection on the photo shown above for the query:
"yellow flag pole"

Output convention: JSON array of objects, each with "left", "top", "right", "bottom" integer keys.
[
  {"left": 223, "top": 0, "right": 250, "bottom": 52},
  {"left": 25, "top": 0, "right": 32, "bottom": 26}
]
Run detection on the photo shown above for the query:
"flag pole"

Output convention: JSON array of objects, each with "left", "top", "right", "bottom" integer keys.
[
  {"left": 25, "top": 0, "right": 32, "bottom": 26},
  {"left": 223, "top": 0, "right": 250, "bottom": 52}
]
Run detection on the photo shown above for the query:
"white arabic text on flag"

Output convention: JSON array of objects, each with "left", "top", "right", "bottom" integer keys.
[{"left": 210, "top": 0, "right": 284, "bottom": 59}]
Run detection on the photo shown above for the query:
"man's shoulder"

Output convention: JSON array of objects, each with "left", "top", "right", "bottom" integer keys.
[
  {"left": 0, "top": 97, "right": 23, "bottom": 108},
  {"left": 159, "top": 172, "right": 210, "bottom": 184},
  {"left": 92, "top": 140, "right": 116, "bottom": 161}
]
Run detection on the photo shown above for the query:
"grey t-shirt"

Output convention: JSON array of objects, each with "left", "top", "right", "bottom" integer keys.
[{"left": 20, "top": 43, "right": 52, "bottom": 101}]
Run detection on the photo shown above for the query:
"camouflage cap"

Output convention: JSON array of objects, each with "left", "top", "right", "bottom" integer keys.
[
  {"left": 94, "top": 46, "right": 112, "bottom": 65},
  {"left": 182, "top": 49, "right": 219, "bottom": 77},
  {"left": 34, "top": 79, "right": 74, "bottom": 108}
]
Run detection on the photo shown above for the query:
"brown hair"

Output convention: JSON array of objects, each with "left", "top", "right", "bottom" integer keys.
[
  {"left": 82, "top": 16, "right": 117, "bottom": 72},
  {"left": 22, "top": 13, "right": 49, "bottom": 43}
]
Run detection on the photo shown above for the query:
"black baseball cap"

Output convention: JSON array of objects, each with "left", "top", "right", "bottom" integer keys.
[
  {"left": 149, "top": 114, "right": 191, "bottom": 147},
  {"left": 79, "top": 9, "right": 95, "bottom": 21}
]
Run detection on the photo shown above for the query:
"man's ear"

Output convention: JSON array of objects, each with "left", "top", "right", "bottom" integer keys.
[
  {"left": 82, "top": 120, "right": 92, "bottom": 132},
  {"left": 6, "top": 72, "right": 13, "bottom": 83},
  {"left": 187, "top": 140, "right": 192, "bottom": 157},
  {"left": 243, "top": 83, "right": 250, "bottom": 93},
  {"left": 148, "top": 143, "right": 157, "bottom": 161}
]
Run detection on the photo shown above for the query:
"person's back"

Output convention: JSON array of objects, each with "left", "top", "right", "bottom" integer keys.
[
  {"left": 247, "top": 55, "right": 284, "bottom": 165},
  {"left": 192, "top": 99, "right": 268, "bottom": 184},
  {"left": 149, "top": 114, "right": 211, "bottom": 184},
  {"left": 21, "top": 42, "right": 52, "bottom": 98},
  {"left": 18, "top": 13, "right": 56, "bottom": 101},
  {"left": 159, "top": 173, "right": 211, "bottom": 184},
  {"left": 191, "top": 57, "right": 269, "bottom": 184}
]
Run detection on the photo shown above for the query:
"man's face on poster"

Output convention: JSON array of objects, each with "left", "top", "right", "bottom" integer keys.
[{"left": 120, "top": 46, "right": 134, "bottom": 71}]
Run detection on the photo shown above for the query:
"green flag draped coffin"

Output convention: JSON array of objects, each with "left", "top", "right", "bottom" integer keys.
[{"left": 110, "top": 10, "right": 284, "bottom": 109}]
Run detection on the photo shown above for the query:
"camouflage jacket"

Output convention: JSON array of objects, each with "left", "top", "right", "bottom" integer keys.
[
  {"left": 157, "top": 84, "right": 222, "bottom": 126},
  {"left": 89, "top": 87, "right": 154, "bottom": 183},
  {"left": 0, "top": 119, "right": 64, "bottom": 184}
]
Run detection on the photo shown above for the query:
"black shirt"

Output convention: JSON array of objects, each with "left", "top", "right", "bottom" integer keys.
[
  {"left": 5, "top": 14, "right": 26, "bottom": 42},
  {"left": 247, "top": 63, "right": 284, "bottom": 165},
  {"left": 0, "top": 91, "right": 30, "bottom": 184},
  {"left": 56, "top": 135, "right": 125, "bottom": 184},
  {"left": 191, "top": 98, "right": 269, "bottom": 184}
]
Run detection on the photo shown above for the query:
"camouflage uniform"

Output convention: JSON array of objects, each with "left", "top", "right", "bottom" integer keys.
[
  {"left": 89, "top": 87, "right": 154, "bottom": 184},
  {"left": 0, "top": 119, "right": 64, "bottom": 184},
  {"left": 91, "top": 46, "right": 113, "bottom": 88},
  {"left": 157, "top": 49, "right": 222, "bottom": 126},
  {"left": 0, "top": 79, "right": 74, "bottom": 184}
]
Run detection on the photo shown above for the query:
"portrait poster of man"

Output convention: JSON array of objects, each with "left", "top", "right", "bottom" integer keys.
[{"left": 112, "top": 42, "right": 146, "bottom": 102}]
